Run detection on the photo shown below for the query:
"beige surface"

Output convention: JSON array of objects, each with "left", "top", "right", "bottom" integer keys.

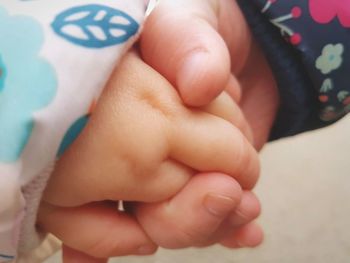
[{"left": 47, "top": 116, "right": 350, "bottom": 263}]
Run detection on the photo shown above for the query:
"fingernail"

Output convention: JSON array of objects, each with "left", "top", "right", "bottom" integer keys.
[
  {"left": 137, "top": 245, "right": 156, "bottom": 255},
  {"left": 203, "top": 193, "right": 238, "bottom": 217}
]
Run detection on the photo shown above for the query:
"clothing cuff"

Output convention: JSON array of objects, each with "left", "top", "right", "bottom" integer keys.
[{"left": 237, "top": 0, "right": 337, "bottom": 140}]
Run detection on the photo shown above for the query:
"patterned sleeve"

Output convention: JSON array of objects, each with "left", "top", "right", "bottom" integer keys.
[
  {"left": 0, "top": 0, "right": 146, "bottom": 261},
  {"left": 237, "top": 0, "right": 350, "bottom": 140}
]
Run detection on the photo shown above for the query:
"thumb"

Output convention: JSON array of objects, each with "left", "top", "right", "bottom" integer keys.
[
  {"left": 141, "top": 0, "right": 231, "bottom": 106},
  {"left": 141, "top": 0, "right": 251, "bottom": 106}
]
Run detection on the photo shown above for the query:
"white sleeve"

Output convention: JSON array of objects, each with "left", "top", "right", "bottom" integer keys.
[{"left": 0, "top": 1, "right": 146, "bottom": 261}]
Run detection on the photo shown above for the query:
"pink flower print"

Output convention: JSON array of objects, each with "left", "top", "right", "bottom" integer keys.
[{"left": 309, "top": 0, "right": 350, "bottom": 28}]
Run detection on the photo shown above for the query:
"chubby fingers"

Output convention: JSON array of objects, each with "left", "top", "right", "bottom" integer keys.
[
  {"left": 134, "top": 173, "right": 242, "bottom": 248},
  {"left": 134, "top": 174, "right": 262, "bottom": 249},
  {"left": 37, "top": 203, "right": 158, "bottom": 259},
  {"left": 169, "top": 110, "right": 260, "bottom": 189}
]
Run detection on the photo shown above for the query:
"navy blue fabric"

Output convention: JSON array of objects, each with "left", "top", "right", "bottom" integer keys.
[{"left": 237, "top": 0, "right": 350, "bottom": 140}]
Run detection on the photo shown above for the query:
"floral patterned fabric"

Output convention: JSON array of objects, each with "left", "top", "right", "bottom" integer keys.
[
  {"left": 239, "top": 0, "right": 350, "bottom": 138},
  {"left": 0, "top": 1, "right": 145, "bottom": 261}
]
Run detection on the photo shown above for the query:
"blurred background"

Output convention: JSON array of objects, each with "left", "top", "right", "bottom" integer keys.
[{"left": 47, "top": 116, "right": 350, "bottom": 263}]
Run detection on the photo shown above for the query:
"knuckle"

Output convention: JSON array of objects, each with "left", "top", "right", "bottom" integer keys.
[{"left": 138, "top": 87, "right": 178, "bottom": 122}]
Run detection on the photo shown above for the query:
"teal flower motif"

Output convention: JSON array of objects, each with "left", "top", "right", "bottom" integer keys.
[
  {"left": 0, "top": 6, "right": 57, "bottom": 162},
  {"left": 315, "top": 43, "right": 344, "bottom": 74}
]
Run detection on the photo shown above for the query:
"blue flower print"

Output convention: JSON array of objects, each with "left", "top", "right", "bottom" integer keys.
[{"left": 0, "top": 6, "right": 57, "bottom": 162}]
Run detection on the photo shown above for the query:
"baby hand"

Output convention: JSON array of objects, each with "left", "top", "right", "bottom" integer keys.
[{"left": 37, "top": 52, "right": 261, "bottom": 261}]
